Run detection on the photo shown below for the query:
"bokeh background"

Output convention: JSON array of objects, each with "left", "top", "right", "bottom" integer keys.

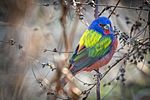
[{"left": 0, "top": 0, "right": 150, "bottom": 100}]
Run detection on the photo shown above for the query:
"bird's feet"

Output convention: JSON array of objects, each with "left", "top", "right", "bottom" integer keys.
[{"left": 94, "top": 69, "right": 102, "bottom": 80}]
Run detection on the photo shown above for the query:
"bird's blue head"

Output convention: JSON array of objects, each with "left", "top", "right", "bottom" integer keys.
[{"left": 88, "top": 16, "right": 113, "bottom": 35}]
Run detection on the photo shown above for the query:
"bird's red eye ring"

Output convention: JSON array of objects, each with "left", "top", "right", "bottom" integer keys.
[{"left": 99, "top": 24, "right": 104, "bottom": 27}]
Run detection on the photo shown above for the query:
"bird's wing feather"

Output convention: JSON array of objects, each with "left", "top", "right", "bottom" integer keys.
[{"left": 69, "top": 30, "right": 113, "bottom": 74}]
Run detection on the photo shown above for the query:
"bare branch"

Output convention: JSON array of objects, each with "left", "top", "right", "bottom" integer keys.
[{"left": 108, "top": 0, "right": 121, "bottom": 18}]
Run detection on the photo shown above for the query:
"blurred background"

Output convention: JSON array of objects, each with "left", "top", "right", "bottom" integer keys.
[{"left": 0, "top": 0, "right": 150, "bottom": 100}]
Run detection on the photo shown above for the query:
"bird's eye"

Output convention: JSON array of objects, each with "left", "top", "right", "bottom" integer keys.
[
  {"left": 99, "top": 24, "right": 103, "bottom": 27},
  {"left": 99, "top": 24, "right": 105, "bottom": 28}
]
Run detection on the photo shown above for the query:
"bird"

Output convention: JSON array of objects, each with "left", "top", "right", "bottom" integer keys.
[
  {"left": 58, "top": 16, "right": 118, "bottom": 93},
  {"left": 68, "top": 16, "right": 118, "bottom": 75}
]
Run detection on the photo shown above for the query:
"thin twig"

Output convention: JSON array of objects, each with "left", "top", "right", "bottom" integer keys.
[
  {"left": 74, "top": 2, "right": 150, "bottom": 11},
  {"left": 34, "top": 1, "right": 150, "bottom": 11},
  {"left": 108, "top": 0, "right": 121, "bottom": 18},
  {"left": 148, "top": 11, "right": 150, "bottom": 44},
  {"left": 94, "top": 0, "right": 101, "bottom": 99},
  {"left": 95, "top": 70, "right": 101, "bottom": 100},
  {"left": 94, "top": 0, "right": 99, "bottom": 19},
  {"left": 31, "top": 60, "right": 70, "bottom": 100},
  {"left": 101, "top": 54, "right": 126, "bottom": 80},
  {"left": 74, "top": 76, "right": 95, "bottom": 86},
  {"left": 44, "top": 49, "right": 73, "bottom": 53},
  {"left": 102, "top": 82, "right": 118, "bottom": 100}
]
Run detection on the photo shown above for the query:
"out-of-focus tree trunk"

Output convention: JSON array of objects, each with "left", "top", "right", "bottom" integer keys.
[{"left": 0, "top": 0, "right": 33, "bottom": 100}]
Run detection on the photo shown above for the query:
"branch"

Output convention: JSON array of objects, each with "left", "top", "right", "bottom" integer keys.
[
  {"left": 94, "top": 0, "right": 101, "bottom": 99},
  {"left": 31, "top": 67, "right": 70, "bottom": 100},
  {"left": 98, "top": 6, "right": 111, "bottom": 17},
  {"left": 148, "top": 11, "right": 150, "bottom": 44},
  {"left": 43, "top": 48, "right": 73, "bottom": 53},
  {"left": 95, "top": 70, "right": 101, "bottom": 100},
  {"left": 60, "top": 0, "right": 69, "bottom": 52},
  {"left": 74, "top": 2, "right": 150, "bottom": 11},
  {"left": 108, "top": 0, "right": 121, "bottom": 18},
  {"left": 94, "top": 0, "right": 99, "bottom": 19},
  {"left": 0, "top": 39, "right": 23, "bottom": 49},
  {"left": 37, "top": 1, "right": 150, "bottom": 11},
  {"left": 100, "top": 54, "right": 126, "bottom": 80}
]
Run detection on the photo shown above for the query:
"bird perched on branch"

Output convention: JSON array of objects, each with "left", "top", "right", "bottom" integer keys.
[
  {"left": 58, "top": 17, "right": 118, "bottom": 94},
  {"left": 69, "top": 16, "right": 118, "bottom": 75}
]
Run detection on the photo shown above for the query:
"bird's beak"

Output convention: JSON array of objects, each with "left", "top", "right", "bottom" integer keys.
[{"left": 104, "top": 30, "right": 110, "bottom": 34}]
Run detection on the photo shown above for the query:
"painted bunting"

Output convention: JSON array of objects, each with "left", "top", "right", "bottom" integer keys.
[{"left": 69, "top": 16, "right": 118, "bottom": 75}]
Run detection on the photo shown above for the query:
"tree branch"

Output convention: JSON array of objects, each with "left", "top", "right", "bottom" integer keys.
[
  {"left": 94, "top": 0, "right": 101, "bottom": 99},
  {"left": 108, "top": 0, "right": 121, "bottom": 18}
]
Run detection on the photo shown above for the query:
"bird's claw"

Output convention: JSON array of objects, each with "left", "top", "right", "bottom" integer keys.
[{"left": 94, "top": 69, "right": 102, "bottom": 80}]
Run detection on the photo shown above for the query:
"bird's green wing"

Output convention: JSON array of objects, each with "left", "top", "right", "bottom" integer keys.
[
  {"left": 70, "top": 30, "right": 101, "bottom": 62},
  {"left": 69, "top": 30, "right": 113, "bottom": 73},
  {"left": 88, "top": 36, "right": 112, "bottom": 57}
]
